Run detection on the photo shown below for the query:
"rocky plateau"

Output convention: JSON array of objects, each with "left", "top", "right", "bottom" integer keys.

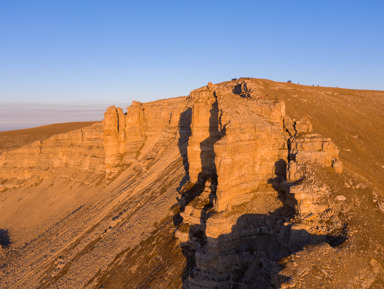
[{"left": 0, "top": 78, "right": 383, "bottom": 288}]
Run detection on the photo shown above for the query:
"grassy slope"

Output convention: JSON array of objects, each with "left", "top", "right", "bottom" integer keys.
[
  {"left": 0, "top": 120, "right": 186, "bottom": 288},
  {"left": 252, "top": 79, "right": 384, "bottom": 196}
]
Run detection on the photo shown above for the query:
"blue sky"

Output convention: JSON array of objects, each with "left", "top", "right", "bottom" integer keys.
[{"left": 0, "top": 1, "right": 383, "bottom": 130}]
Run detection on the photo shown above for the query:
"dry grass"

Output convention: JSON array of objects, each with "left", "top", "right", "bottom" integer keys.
[{"left": 250, "top": 79, "right": 384, "bottom": 196}]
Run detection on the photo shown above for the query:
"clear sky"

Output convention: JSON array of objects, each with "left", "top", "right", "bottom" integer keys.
[{"left": 0, "top": 0, "right": 383, "bottom": 130}]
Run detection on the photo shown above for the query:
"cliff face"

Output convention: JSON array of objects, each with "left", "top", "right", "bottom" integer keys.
[
  {"left": 187, "top": 84, "right": 220, "bottom": 184},
  {"left": 0, "top": 122, "right": 104, "bottom": 190},
  {"left": 214, "top": 87, "right": 287, "bottom": 212},
  {"left": 103, "top": 98, "right": 189, "bottom": 180},
  {"left": 0, "top": 98, "right": 191, "bottom": 288},
  {"left": 1, "top": 78, "right": 384, "bottom": 288},
  {"left": 175, "top": 80, "right": 352, "bottom": 288},
  {"left": 0, "top": 97, "right": 188, "bottom": 188}
]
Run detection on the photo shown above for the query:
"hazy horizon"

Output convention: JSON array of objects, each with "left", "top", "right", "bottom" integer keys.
[
  {"left": 0, "top": 102, "right": 132, "bottom": 131},
  {"left": 1, "top": 77, "right": 384, "bottom": 131},
  {"left": 1, "top": 0, "right": 383, "bottom": 130}
]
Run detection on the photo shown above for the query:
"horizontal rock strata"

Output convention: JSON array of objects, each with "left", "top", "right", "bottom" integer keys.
[
  {"left": 0, "top": 123, "right": 104, "bottom": 189},
  {"left": 1, "top": 78, "right": 367, "bottom": 289},
  {"left": 175, "top": 80, "right": 346, "bottom": 288},
  {"left": 103, "top": 97, "right": 190, "bottom": 180}
]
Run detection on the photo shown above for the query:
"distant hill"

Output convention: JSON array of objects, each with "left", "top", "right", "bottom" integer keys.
[{"left": 0, "top": 121, "right": 97, "bottom": 152}]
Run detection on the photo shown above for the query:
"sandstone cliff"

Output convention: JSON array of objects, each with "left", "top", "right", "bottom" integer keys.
[
  {"left": 0, "top": 78, "right": 383, "bottom": 288},
  {"left": 0, "top": 122, "right": 104, "bottom": 190},
  {"left": 174, "top": 80, "right": 353, "bottom": 288},
  {"left": 103, "top": 98, "right": 189, "bottom": 180}
]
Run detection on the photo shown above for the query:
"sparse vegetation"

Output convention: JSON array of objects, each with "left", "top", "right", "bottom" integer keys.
[{"left": 0, "top": 78, "right": 383, "bottom": 288}]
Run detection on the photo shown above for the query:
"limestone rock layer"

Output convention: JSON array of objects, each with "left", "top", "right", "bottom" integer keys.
[
  {"left": 2, "top": 78, "right": 376, "bottom": 289},
  {"left": 103, "top": 97, "right": 189, "bottom": 180},
  {"left": 0, "top": 122, "right": 104, "bottom": 189},
  {"left": 175, "top": 80, "right": 348, "bottom": 288}
]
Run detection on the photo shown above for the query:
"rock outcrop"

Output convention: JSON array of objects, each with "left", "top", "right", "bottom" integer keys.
[
  {"left": 0, "top": 122, "right": 104, "bottom": 190},
  {"left": 175, "top": 80, "right": 347, "bottom": 288},
  {"left": 187, "top": 85, "right": 220, "bottom": 184},
  {"left": 214, "top": 91, "right": 286, "bottom": 212},
  {"left": 103, "top": 98, "right": 189, "bottom": 180},
  {"left": 0, "top": 97, "right": 189, "bottom": 188},
  {"left": 103, "top": 105, "right": 129, "bottom": 179},
  {"left": 1, "top": 78, "right": 384, "bottom": 289}
]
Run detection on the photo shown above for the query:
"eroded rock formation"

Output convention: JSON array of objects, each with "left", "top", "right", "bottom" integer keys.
[
  {"left": 103, "top": 98, "right": 189, "bottom": 180},
  {"left": 0, "top": 97, "right": 189, "bottom": 188},
  {"left": 1, "top": 78, "right": 383, "bottom": 288},
  {"left": 187, "top": 84, "right": 220, "bottom": 184},
  {"left": 174, "top": 80, "right": 352, "bottom": 288}
]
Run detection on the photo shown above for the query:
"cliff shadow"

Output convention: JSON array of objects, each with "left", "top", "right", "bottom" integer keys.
[
  {"left": 0, "top": 229, "right": 11, "bottom": 249},
  {"left": 176, "top": 98, "right": 223, "bottom": 211},
  {"left": 175, "top": 98, "right": 224, "bottom": 281},
  {"left": 198, "top": 99, "right": 219, "bottom": 185},
  {"left": 177, "top": 107, "right": 192, "bottom": 192},
  {"left": 268, "top": 159, "right": 301, "bottom": 211},
  {"left": 179, "top": 159, "right": 347, "bottom": 288},
  {"left": 199, "top": 210, "right": 346, "bottom": 288}
]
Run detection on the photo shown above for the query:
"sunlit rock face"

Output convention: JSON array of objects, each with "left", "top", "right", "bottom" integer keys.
[
  {"left": 0, "top": 122, "right": 105, "bottom": 188},
  {"left": 4, "top": 78, "right": 381, "bottom": 289},
  {"left": 175, "top": 80, "right": 346, "bottom": 288},
  {"left": 103, "top": 97, "right": 190, "bottom": 180},
  {"left": 213, "top": 92, "right": 287, "bottom": 212},
  {"left": 103, "top": 106, "right": 126, "bottom": 180},
  {"left": 0, "top": 97, "right": 190, "bottom": 188},
  {"left": 184, "top": 80, "right": 341, "bottom": 213}
]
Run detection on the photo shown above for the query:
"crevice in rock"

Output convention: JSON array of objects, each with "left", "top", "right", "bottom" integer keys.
[
  {"left": 175, "top": 92, "right": 229, "bottom": 285},
  {"left": 177, "top": 107, "right": 192, "bottom": 191}
]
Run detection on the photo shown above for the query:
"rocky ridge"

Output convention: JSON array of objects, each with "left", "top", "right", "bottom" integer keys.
[
  {"left": 103, "top": 97, "right": 188, "bottom": 180},
  {"left": 173, "top": 80, "right": 357, "bottom": 288},
  {"left": 0, "top": 78, "right": 383, "bottom": 288}
]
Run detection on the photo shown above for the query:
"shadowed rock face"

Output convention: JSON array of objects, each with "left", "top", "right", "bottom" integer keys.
[
  {"left": 187, "top": 86, "right": 220, "bottom": 184},
  {"left": 0, "top": 78, "right": 384, "bottom": 288},
  {"left": 0, "top": 229, "right": 11, "bottom": 248}
]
